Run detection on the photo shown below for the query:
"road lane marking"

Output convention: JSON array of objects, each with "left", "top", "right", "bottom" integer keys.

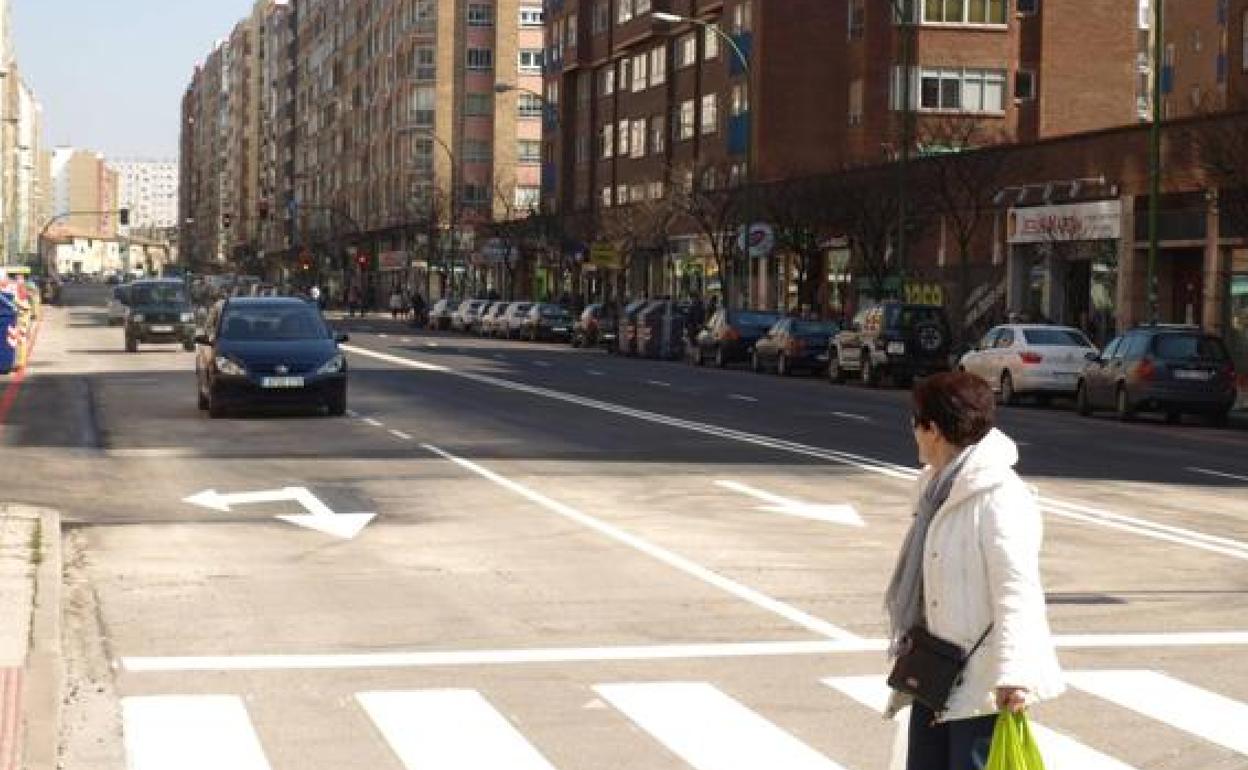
[
  {"left": 534, "top": 360, "right": 552, "bottom": 368},
  {"left": 493, "top": 354, "right": 506, "bottom": 360},
  {"left": 389, "top": 429, "right": 413, "bottom": 440},
  {"left": 341, "top": 344, "right": 1248, "bottom": 558},
  {"left": 587, "top": 369, "right": 605, "bottom": 376},
  {"left": 1067, "top": 670, "right": 1248, "bottom": 756},
  {"left": 363, "top": 417, "right": 383, "bottom": 427},
  {"left": 379, "top": 333, "right": 389, "bottom": 338},
  {"left": 120, "top": 631, "right": 1248, "bottom": 672},
  {"left": 728, "top": 394, "right": 758, "bottom": 402},
  {"left": 715, "top": 480, "right": 864, "bottom": 527},
  {"left": 823, "top": 677, "right": 1139, "bottom": 770},
  {"left": 830, "top": 411, "right": 870, "bottom": 422},
  {"left": 1188, "top": 466, "right": 1248, "bottom": 483},
  {"left": 421, "top": 443, "right": 856, "bottom": 640},
  {"left": 346, "top": 409, "right": 359, "bottom": 418},
  {"left": 401, "top": 338, "right": 413, "bottom": 343},
  {"left": 357, "top": 690, "right": 558, "bottom": 770},
  {"left": 596, "top": 682, "right": 848, "bottom": 770},
  {"left": 646, "top": 379, "right": 671, "bottom": 388},
  {"left": 122, "top": 695, "right": 271, "bottom": 770}
]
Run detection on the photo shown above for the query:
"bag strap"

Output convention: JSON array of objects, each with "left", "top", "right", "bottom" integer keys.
[{"left": 964, "top": 624, "right": 993, "bottom": 662}]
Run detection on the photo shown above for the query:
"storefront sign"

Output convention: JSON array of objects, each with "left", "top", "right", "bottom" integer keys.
[
  {"left": 904, "top": 282, "right": 944, "bottom": 307},
  {"left": 737, "top": 223, "right": 776, "bottom": 259},
  {"left": 1007, "top": 200, "right": 1122, "bottom": 244},
  {"left": 378, "top": 251, "right": 409, "bottom": 271},
  {"left": 588, "top": 242, "right": 621, "bottom": 269}
]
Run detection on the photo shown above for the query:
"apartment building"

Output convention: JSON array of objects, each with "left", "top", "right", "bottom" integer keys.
[
  {"left": 113, "top": 160, "right": 179, "bottom": 230},
  {"left": 1156, "top": 0, "right": 1248, "bottom": 117},
  {"left": 180, "top": 43, "right": 231, "bottom": 267},
  {"left": 50, "top": 147, "right": 119, "bottom": 241},
  {"left": 258, "top": 0, "right": 298, "bottom": 260}
]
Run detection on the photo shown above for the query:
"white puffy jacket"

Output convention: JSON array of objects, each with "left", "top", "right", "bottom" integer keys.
[{"left": 886, "top": 428, "right": 1065, "bottom": 722}]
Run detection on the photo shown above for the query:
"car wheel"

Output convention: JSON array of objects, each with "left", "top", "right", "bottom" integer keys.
[
  {"left": 327, "top": 387, "right": 347, "bottom": 417},
  {"left": 207, "top": 390, "right": 226, "bottom": 419},
  {"left": 125, "top": 335, "right": 138, "bottom": 353},
  {"left": 777, "top": 354, "right": 790, "bottom": 377},
  {"left": 197, "top": 384, "right": 209, "bottom": 411},
  {"left": 1115, "top": 386, "right": 1134, "bottom": 422},
  {"left": 182, "top": 339, "right": 195, "bottom": 352},
  {"left": 861, "top": 351, "right": 879, "bottom": 387},
  {"left": 715, "top": 347, "right": 728, "bottom": 368},
  {"left": 1076, "top": 381, "right": 1092, "bottom": 416},
  {"left": 1208, "top": 408, "right": 1231, "bottom": 428},
  {"left": 1000, "top": 372, "right": 1017, "bottom": 406},
  {"left": 828, "top": 352, "right": 845, "bottom": 384},
  {"left": 1165, "top": 410, "right": 1182, "bottom": 424}
]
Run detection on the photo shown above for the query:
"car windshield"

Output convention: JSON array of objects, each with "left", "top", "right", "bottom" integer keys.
[
  {"left": 1023, "top": 328, "right": 1093, "bottom": 347},
  {"left": 733, "top": 312, "right": 780, "bottom": 327},
  {"left": 220, "top": 305, "right": 327, "bottom": 340},
  {"left": 130, "top": 284, "right": 187, "bottom": 305},
  {"left": 793, "top": 321, "right": 840, "bottom": 335},
  {"left": 1152, "top": 334, "right": 1229, "bottom": 361}
]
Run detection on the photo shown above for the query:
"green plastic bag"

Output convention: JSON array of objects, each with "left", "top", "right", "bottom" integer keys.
[{"left": 984, "top": 711, "right": 1046, "bottom": 770}]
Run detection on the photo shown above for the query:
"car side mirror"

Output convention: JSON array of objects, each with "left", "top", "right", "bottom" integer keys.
[
  {"left": 334, "top": 332, "right": 350, "bottom": 344},
  {"left": 194, "top": 333, "right": 210, "bottom": 346}
]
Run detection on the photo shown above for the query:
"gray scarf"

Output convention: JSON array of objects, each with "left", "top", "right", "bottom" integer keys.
[{"left": 885, "top": 445, "right": 975, "bottom": 655}]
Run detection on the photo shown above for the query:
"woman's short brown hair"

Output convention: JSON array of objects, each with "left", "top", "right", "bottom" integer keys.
[{"left": 912, "top": 372, "right": 996, "bottom": 447}]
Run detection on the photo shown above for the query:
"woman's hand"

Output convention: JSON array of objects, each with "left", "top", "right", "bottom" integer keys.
[{"left": 995, "top": 686, "right": 1028, "bottom": 713}]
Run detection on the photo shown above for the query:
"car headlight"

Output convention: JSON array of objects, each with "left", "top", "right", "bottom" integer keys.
[
  {"left": 180, "top": 312, "right": 193, "bottom": 323},
  {"left": 131, "top": 313, "right": 146, "bottom": 323},
  {"left": 214, "top": 356, "right": 246, "bottom": 376},
  {"left": 317, "top": 354, "right": 346, "bottom": 375}
]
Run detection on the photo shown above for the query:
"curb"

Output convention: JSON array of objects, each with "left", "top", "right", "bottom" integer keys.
[{"left": 21, "top": 507, "right": 61, "bottom": 770}]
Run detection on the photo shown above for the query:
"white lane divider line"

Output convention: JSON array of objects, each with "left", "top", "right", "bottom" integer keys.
[
  {"left": 830, "top": 411, "right": 869, "bottom": 422},
  {"left": 533, "top": 360, "right": 552, "bottom": 368},
  {"left": 822, "top": 677, "right": 1139, "bottom": 770},
  {"left": 421, "top": 443, "right": 856, "bottom": 641},
  {"left": 346, "top": 409, "right": 359, "bottom": 418},
  {"left": 342, "top": 344, "right": 1248, "bottom": 560},
  {"left": 401, "top": 337, "right": 413, "bottom": 343},
  {"left": 389, "top": 429, "right": 413, "bottom": 440},
  {"left": 646, "top": 380, "right": 671, "bottom": 388},
  {"left": 493, "top": 354, "right": 506, "bottom": 360},
  {"left": 1188, "top": 466, "right": 1248, "bottom": 483},
  {"left": 1067, "top": 669, "right": 1248, "bottom": 756},
  {"left": 122, "top": 695, "right": 272, "bottom": 770},
  {"left": 587, "top": 369, "right": 605, "bottom": 376},
  {"left": 425, "top": 342, "right": 440, "bottom": 348},
  {"left": 728, "top": 394, "right": 758, "bottom": 402},
  {"left": 357, "top": 690, "right": 558, "bottom": 770},
  {"left": 596, "top": 682, "right": 848, "bottom": 770},
  {"left": 363, "top": 417, "right": 384, "bottom": 427},
  {"left": 379, "top": 333, "right": 389, "bottom": 338}
]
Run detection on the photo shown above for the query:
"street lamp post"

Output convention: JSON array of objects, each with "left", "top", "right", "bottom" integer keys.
[{"left": 654, "top": 12, "right": 753, "bottom": 310}]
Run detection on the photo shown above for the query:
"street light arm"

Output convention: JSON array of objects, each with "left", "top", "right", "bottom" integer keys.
[{"left": 655, "top": 15, "right": 751, "bottom": 78}]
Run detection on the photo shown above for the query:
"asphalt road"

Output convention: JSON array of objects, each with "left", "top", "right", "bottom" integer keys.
[{"left": 5, "top": 284, "right": 1248, "bottom": 770}]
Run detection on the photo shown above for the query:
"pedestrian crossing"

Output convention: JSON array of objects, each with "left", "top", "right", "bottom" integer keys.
[{"left": 121, "top": 669, "right": 1247, "bottom": 770}]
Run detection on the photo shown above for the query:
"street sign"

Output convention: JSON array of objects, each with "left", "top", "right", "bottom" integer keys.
[
  {"left": 183, "top": 487, "right": 376, "bottom": 540},
  {"left": 737, "top": 223, "right": 776, "bottom": 259},
  {"left": 714, "top": 480, "right": 864, "bottom": 527},
  {"left": 589, "top": 242, "right": 621, "bottom": 269}
]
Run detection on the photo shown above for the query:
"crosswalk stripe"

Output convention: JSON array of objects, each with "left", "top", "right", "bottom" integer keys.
[
  {"left": 596, "top": 682, "right": 848, "bottom": 770},
  {"left": 356, "top": 690, "right": 559, "bottom": 770},
  {"left": 122, "top": 695, "right": 271, "bottom": 770},
  {"left": 822, "top": 676, "right": 1139, "bottom": 770},
  {"left": 1067, "top": 669, "right": 1248, "bottom": 756}
]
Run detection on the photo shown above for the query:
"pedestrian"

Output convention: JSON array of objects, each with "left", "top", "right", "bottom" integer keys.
[
  {"left": 389, "top": 286, "right": 404, "bottom": 319},
  {"left": 310, "top": 284, "right": 322, "bottom": 309},
  {"left": 884, "top": 371, "right": 1064, "bottom": 770},
  {"left": 347, "top": 284, "right": 361, "bottom": 317},
  {"left": 410, "top": 292, "right": 426, "bottom": 328}
]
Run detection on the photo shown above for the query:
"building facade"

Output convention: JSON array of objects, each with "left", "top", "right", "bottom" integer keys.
[
  {"left": 49, "top": 148, "right": 119, "bottom": 241},
  {"left": 112, "top": 159, "right": 179, "bottom": 230}
]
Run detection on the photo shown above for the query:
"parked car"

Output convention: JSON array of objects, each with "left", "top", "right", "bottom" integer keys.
[
  {"left": 520, "top": 303, "right": 575, "bottom": 342},
  {"left": 501, "top": 302, "right": 534, "bottom": 339},
  {"left": 1076, "top": 325, "right": 1237, "bottom": 425},
  {"left": 636, "top": 301, "right": 689, "bottom": 359},
  {"left": 480, "top": 302, "right": 511, "bottom": 337},
  {"left": 195, "top": 297, "right": 349, "bottom": 418},
  {"left": 428, "top": 298, "right": 459, "bottom": 330},
  {"left": 828, "top": 302, "right": 952, "bottom": 387},
  {"left": 107, "top": 284, "right": 132, "bottom": 326},
  {"left": 752, "top": 318, "right": 842, "bottom": 376},
  {"left": 693, "top": 309, "right": 783, "bottom": 368},
  {"left": 123, "top": 279, "right": 197, "bottom": 352},
  {"left": 453, "top": 300, "right": 489, "bottom": 332},
  {"left": 959, "top": 324, "right": 1097, "bottom": 404},
  {"left": 471, "top": 301, "right": 498, "bottom": 334}
]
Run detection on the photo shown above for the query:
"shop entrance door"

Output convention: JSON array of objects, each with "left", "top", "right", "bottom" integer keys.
[{"left": 1172, "top": 259, "right": 1204, "bottom": 326}]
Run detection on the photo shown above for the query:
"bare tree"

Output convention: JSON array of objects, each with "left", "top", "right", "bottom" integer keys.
[
  {"left": 600, "top": 192, "right": 678, "bottom": 300},
  {"left": 833, "top": 167, "right": 917, "bottom": 307},
  {"left": 669, "top": 161, "right": 747, "bottom": 309},
  {"left": 400, "top": 184, "right": 452, "bottom": 301},
  {"left": 485, "top": 180, "right": 537, "bottom": 300},
  {"left": 1187, "top": 109, "right": 1248, "bottom": 242},
  {"left": 760, "top": 175, "right": 837, "bottom": 316}
]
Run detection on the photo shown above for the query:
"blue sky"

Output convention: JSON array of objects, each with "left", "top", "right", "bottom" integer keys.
[{"left": 13, "top": 0, "right": 258, "bottom": 159}]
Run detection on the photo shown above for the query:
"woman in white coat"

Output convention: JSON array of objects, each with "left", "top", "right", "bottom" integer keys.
[{"left": 885, "top": 371, "right": 1064, "bottom": 770}]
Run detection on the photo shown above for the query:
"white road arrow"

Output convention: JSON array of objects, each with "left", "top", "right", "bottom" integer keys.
[
  {"left": 182, "top": 487, "right": 376, "bottom": 540},
  {"left": 714, "top": 480, "right": 865, "bottom": 527}
]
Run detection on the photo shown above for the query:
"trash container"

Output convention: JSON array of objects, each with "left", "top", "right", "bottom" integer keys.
[{"left": 0, "top": 306, "right": 18, "bottom": 374}]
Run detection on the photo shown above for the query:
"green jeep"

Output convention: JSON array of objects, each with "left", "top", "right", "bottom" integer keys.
[{"left": 124, "top": 279, "right": 196, "bottom": 352}]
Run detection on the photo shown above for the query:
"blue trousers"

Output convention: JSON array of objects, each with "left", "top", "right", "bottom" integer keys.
[{"left": 907, "top": 703, "right": 997, "bottom": 770}]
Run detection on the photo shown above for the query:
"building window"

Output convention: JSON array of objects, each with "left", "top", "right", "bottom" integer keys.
[
  {"left": 463, "top": 183, "right": 490, "bottom": 206},
  {"left": 704, "top": 26, "right": 720, "bottom": 59},
  {"left": 1015, "top": 70, "right": 1036, "bottom": 100},
  {"left": 411, "top": 46, "right": 436, "bottom": 80},
  {"left": 465, "top": 92, "right": 493, "bottom": 116},
  {"left": 915, "top": 67, "right": 1006, "bottom": 113},
  {"left": 576, "top": 134, "right": 591, "bottom": 165},
  {"left": 601, "top": 65, "right": 615, "bottom": 95},
  {"left": 650, "top": 115, "right": 666, "bottom": 154},
  {"left": 593, "top": 0, "right": 609, "bottom": 33},
  {"left": 678, "top": 33, "right": 698, "bottom": 68},
  {"left": 515, "top": 185, "right": 541, "bottom": 210},
  {"left": 601, "top": 124, "right": 615, "bottom": 158},
  {"left": 848, "top": 78, "right": 864, "bottom": 125},
  {"left": 464, "top": 140, "right": 492, "bottom": 163},
  {"left": 617, "top": 185, "right": 629, "bottom": 204},
  {"left": 518, "top": 92, "right": 544, "bottom": 118},
  {"left": 632, "top": 53, "right": 649, "bottom": 91},
  {"left": 618, "top": 57, "right": 631, "bottom": 87},
  {"left": 409, "top": 85, "right": 436, "bottom": 125},
  {"left": 618, "top": 0, "right": 633, "bottom": 24},
  {"left": 617, "top": 119, "right": 631, "bottom": 156},
  {"left": 650, "top": 45, "right": 667, "bottom": 85},
  {"left": 648, "top": 181, "right": 665, "bottom": 200},
  {"left": 566, "top": 13, "right": 578, "bottom": 46},
  {"left": 1017, "top": 0, "right": 1039, "bottom": 14},
  {"left": 631, "top": 118, "right": 647, "bottom": 158},
  {"left": 468, "top": 3, "right": 494, "bottom": 26},
  {"left": 679, "top": 99, "right": 696, "bottom": 139},
  {"left": 518, "top": 140, "right": 542, "bottom": 163},
  {"left": 635, "top": 0, "right": 652, "bottom": 15},
  {"left": 732, "top": 1, "right": 753, "bottom": 33},
  {"left": 519, "top": 6, "right": 544, "bottom": 26},
  {"left": 577, "top": 72, "right": 592, "bottom": 104},
  {"left": 467, "top": 48, "right": 494, "bottom": 70},
  {"left": 730, "top": 82, "right": 750, "bottom": 115},
  {"left": 519, "top": 49, "right": 544, "bottom": 73},
  {"left": 922, "top": 0, "right": 1007, "bottom": 24},
  {"left": 849, "top": 1, "right": 866, "bottom": 39},
  {"left": 701, "top": 94, "right": 719, "bottom": 134}
]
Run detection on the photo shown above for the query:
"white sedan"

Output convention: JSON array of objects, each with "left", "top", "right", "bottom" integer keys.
[{"left": 959, "top": 324, "right": 1098, "bottom": 405}]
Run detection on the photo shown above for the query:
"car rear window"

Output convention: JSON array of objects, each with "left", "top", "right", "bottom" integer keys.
[
  {"left": 1022, "top": 328, "right": 1092, "bottom": 347},
  {"left": 131, "top": 285, "right": 187, "bottom": 305},
  {"left": 734, "top": 312, "right": 781, "bottom": 327},
  {"left": 888, "top": 306, "right": 946, "bottom": 330},
  {"left": 220, "top": 306, "right": 327, "bottom": 340},
  {"left": 1152, "top": 334, "right": 1229, "bottom": 361},
  {"left": 793, "top": 321, "right": 840, "bottom": 335}
]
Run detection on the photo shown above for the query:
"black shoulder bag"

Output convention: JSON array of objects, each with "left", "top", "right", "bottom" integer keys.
[{"left": 887, "top": 624, "right": 993, "bottom": 714}]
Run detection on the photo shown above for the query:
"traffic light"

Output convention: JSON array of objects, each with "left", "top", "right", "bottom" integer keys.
[
  {"left": 223, "top": 213, "right": 233, "bottom": 229},
  {"left": 118, "top": 208, "right": 130, "bottom": 226},
  {"left": 356, "top": 252, "right": 370, "bottom": 270}
]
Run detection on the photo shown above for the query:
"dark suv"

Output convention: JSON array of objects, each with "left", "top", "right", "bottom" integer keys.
[
  {"left": 828, "top": 302, "right": 952, "bottom": 387},
  {"left": 1076, "top": 325, "right": 1237, "bottom": 425},
  {"left": 124, "top": 279, "right": 196, "bottom": 352}
]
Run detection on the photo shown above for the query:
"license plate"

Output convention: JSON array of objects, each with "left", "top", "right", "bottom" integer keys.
[
  {"left": 553, "top": 327, "right": 568, "bottom": 333},
  {"left": 150, "top": 325, "right": 174, "bottom": 333},
  {"left": 816, "top": 354, "right": 829, "bottom": 362},
  {"left": 1174, "top": 369, "right": 1213, "bottom": 381},
  {"left": 261, "top": 376, "right": 305, "bottom": 389},
  {"left": 887, "top": 342, "right": 906, "bottom": 355}
]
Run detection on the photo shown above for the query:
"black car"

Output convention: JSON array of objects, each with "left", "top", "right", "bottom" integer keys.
[
  {"left": 752, "top": 318, "right": 842, "bottom": 376},
  {"left": 693, "top": 309, "right": 783, "bottom": 367},
  {"left": 829, "top": 302, "right": 952, "bottom": 387},
  {"left": 124, "top": 279, "right": 196, "bottom": 352},
  {"left": 195, "top": 297, "right": 349, "bottom": 418},
  {"left": 1076, "top": 325, "right": 1237, "bottom": 425},
  {"left": 520, "top": 303, "right": 575, "bottom": 342}
]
